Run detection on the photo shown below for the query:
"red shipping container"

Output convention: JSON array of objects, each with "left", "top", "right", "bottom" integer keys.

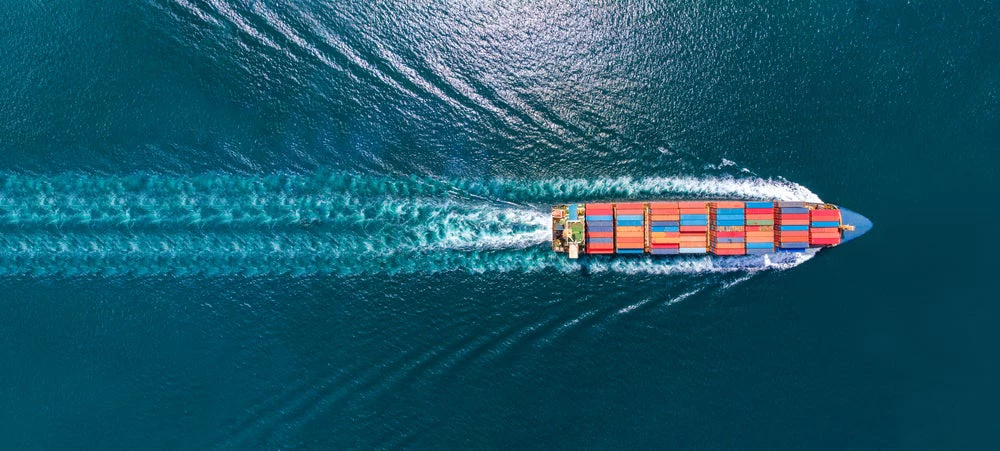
[
  {"left": 712, "top": 248, "right": 746, "bottom": 255},
  {"left": 651, "top": 243, "right": 680, "bottom": 249},
  {"left": 778, "top": 213, "right": 809, "bottom": 220},
  {"left": 777, "top": 219, "right": 809, "bottom": 226},
  {"left": 713, "top": 231, "right": 745, "bottom": 238},
  {"left": 615, "top": 203, "right": 644, "bottom": 209},
  {"left": 810, "top": 209, "right": 841, "bottom": 217},
  {"left": 679, "top": 226, "right": 707, "bottom": 232},
  {"left": 650, "top": 202, "right": 678, "bottom": 209},
  {"left": 809, "top": 227, "right": 839, "bottom": 234},
  {"left": 809, "top": 237, "right": 841, "bottom": 245},
  {"left": 586, "top": 231, "right": 613, "bottom": 238},
  {"left": 745, "top": 208, "right": 773, "bottom": 215}
]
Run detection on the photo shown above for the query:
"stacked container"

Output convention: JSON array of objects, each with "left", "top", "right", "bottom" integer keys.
[
  {"left": 744, "top": 201, "right": 776, "bottom": 254},
  {"left": 677, "top": 201, "right": 709, "bottom": 254},
  {"left": 648, "top": 202, "right": 681, "bottom": 255},
  {"left": 710, "top": 201, "right": 746, "bottom": 255},
  {"left": 775, "top": 202, "right": 809, "bottom": 250},
  {"left": 584, "top": 203, "right": 614, "bottom": 254},
  {"left": 614, "top": 202, "right": 646, "bottom": 254},
  {"left": 809, "top": 209, "right": 842, "bottom": 246}
]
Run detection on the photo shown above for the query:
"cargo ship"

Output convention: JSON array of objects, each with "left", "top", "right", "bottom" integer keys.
[{"left": 551, "top": 201, "right": 872, "bottom": 258}]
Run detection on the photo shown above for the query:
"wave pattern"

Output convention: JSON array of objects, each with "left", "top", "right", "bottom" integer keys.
[{"left": 0, "top": 172, "right": 819, "bottom": 276}]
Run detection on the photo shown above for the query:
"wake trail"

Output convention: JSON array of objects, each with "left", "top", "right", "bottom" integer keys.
[{"left": 0, "top": 172, "right": 820, "bottom": 276}]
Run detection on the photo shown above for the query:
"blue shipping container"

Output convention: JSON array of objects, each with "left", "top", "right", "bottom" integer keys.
[
  {"left": 778, "top": 242, "right": 809, "bottom": 248},
  {"left": 715, "top": 220, "right": 745, "bottom": 226},
  {"left": 779, "top": 225, "right": 808, "bottom": 231},
  {"left": 651, "top": 220, "right": 680, "bottom": 226},
  {"left": 778, "top": 201, "right": 805, "bottom": 208},
  {"left": 651, "top": 248, "right": 679, "bottom": 255},
  {"left": 811, "top": 221, "right": 839, "bottom": 228},
  {"left": 586, "top": 215, "right": 613, "bottom": 221},
  {"left": 616, "top": 248, "right": 644, "bottom": 254},
  {"left": 616, "top": 214, "right": 643, "bottom": 221},
  {"left": 746, "top": 248, "right": 773, "bottom": 255},
  {"left": 715, "top": 208, "right": 745, "bottom": 215},
  {"left": 746, "top": 201, "right": 774, "bottom": 209},
  {"left": 588, "top": 237, "right": 613, "bottom": 244},
  {"left": 680, "top": 214, "right": 708, "bottom": 220},
  {"left": 587, "top": 226, "right": 613, "bottom": 233},
  {"left": 780, "top": 207, "right": 809, "bottom": 214},
  {"left": 714, "top": 237, "right": 745, "bottom": 243},
  {"left": 587, "top": 220, "right": 613, "bottom": 227},
  {"left": 679, "top": 248, "right": 707, "bottom": 254},
  {"left": 746, "top": 242, "right": 775, "bottom": 249},
  {"left": 617, "top": 220, "right": 644, "bottom": 227},
  {"left": 713, "top": 214, "right": 745, "bottom": 221},
  {"left": 680, "top": 220, "right": 708, "bottom": 226}
]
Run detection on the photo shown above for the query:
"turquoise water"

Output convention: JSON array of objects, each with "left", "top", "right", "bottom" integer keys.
[{"left": 1, "top": 1, "right": 997, "bottom": 448}]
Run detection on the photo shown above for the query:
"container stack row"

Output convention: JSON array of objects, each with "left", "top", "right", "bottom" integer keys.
[
  {"left": 678, "top": 201, "right": 709, "bottom": 254},
  {"left": 648, "top": 202, "right": 681, "bottom": 255},
  {"left": 709, "top": 201, "right": 746, "bottom": 255},
  {"left": 614, "top": 203, "right": 646, "bottom": 254},
  {"left": 744, "top": 201, "right": 776, "bottom": 254},
  {"left": 775, "top": 202, "right": 810, "bottom": 250},
  {"left": 584, "top": 203, "right": 614, "bottom": 254},
  {"left": 809, "top": 209, "right": 842, "bottom": 246}
]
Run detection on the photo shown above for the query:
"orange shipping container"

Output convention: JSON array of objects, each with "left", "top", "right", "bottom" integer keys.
[
  {"left": 616, "top": 231, "right": 645, "bottom": 238},
  {"left": 713, "top": 201, "right": 745, "bottom": 208},
  {"left": 616, "top": 226, "right": 644, "bottom": 232},
  {"left": 676, "top": 201, "right": 707, "bottom": 208},
  {"left": 650, "top": 202, "right": 679, "bottom": 209},
  {"left": 650, "top": 232, "right": 681, "bottom": 238},
  {"left": 777, "top": 219, "right": 809, "bottom": 225},
  {"left": 650, "top": 214, "right": 680, "bottom": 220}
]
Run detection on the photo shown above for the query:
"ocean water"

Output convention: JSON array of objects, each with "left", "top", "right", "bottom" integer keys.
[{"left": 1, "top": 1, "right": 997, "bottom": 448}]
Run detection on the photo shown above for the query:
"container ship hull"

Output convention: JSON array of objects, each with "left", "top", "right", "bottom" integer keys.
[{"left": 551, "top": 201, "right": 871, "bottom": 258}]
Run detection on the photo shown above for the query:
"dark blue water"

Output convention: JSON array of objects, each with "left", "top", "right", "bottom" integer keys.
[{"left": 1, "top": 1, "right": 997, "bottom": 448}]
